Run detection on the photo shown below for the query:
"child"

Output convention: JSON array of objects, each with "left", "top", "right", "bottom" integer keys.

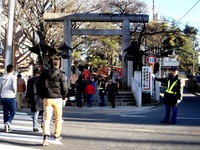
[{"left": 85, "top": 80, "right": 96, "bottom": 107}]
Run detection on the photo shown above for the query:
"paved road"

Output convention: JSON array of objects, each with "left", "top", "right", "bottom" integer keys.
[{"left": 0, "top": 89, "right": 200, "bottom": 150}]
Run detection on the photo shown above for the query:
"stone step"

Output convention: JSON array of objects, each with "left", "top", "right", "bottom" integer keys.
[{"left": 21, "top": 91, "right": 136, "bottom": 107}]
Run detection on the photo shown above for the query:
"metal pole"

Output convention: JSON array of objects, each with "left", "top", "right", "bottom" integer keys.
[
  {"left": 0, "top": 0, "right": 2, "bottom": 54},
  {"left": 5, "top": 0, "right": 15, "bottom": 69}
]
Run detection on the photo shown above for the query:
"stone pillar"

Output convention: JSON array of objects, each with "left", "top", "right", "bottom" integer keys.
[
  {"left": 127, "top": 61, "right": 133, "bottom": 87},
  {"left": 63, "top": 19, "right": 72, "bottom": 87},
  {"left": 122, "top": 19, "right": 130, "bottom": 89}
]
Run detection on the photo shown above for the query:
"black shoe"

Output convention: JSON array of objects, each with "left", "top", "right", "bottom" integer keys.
[
  {"left": 160, "top": 120, "right": 169, "bottom": 124},
  {"left": 21, "top": 106, "right": 23, "bottom": 109},
  {"left": 33, "top": 128, "right": 39, "bottom": 132},
  {"left": 54, "top": 135, "right": 62, "bottom": 141},
  {"left": 99, "top": 104, "right": 105, "bottom": 107},
  {"left": 169, "top": 122, "right": 176, "bottom": 124}
]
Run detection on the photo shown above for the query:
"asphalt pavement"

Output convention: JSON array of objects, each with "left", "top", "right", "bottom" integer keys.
[
  {"left": 1, "top": 88, "right": 200, "bottom": 150},
  {"left": 21, "top": 100, "right": 161, "bottom": 117}
]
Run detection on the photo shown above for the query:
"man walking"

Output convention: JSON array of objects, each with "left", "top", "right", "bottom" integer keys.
[
  {"left": 38, "top": 56, "right": 67, "bottom": 146},
  {"left": 26, "top": 67, "right": 43, "bottom": 132},
  {"left": 16, "top": 73, "right": 26, "bottom": 110},
  {"left": 0, "top": 64, "right": 17, "bottom": 132}
]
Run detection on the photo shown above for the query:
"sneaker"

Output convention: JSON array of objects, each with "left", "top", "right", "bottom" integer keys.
[
  {"left": 4, "top": 123, "right": 8, "bottom": 133},
  {"left": 4, "top": 122, "right": 11, "bottom": 133},
  {"left": 54, "top": 135, "right": 62, "bottom": 141},
  {"left": 50, "top": 120, "right": 55, "bottom": 124},
  {"left": 7, "top": 128, "right": 12, "bottom": 133},
  {"left": 33, "top": 128, "right": 39, "bottom": 132},
  {"left": 43, "top": 135, "right": 49, "bottom": 146}
]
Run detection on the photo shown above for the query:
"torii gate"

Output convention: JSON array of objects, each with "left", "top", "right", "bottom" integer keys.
[{"left": 43, "top": 13, "right": 149, "bottom": 88}]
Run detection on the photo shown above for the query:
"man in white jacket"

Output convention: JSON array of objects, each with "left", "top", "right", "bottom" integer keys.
[{"left": 0, "top": 64, "right": 17, "bottom": 132}]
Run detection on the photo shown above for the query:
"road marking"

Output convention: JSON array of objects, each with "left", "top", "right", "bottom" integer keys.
[
  {"left": 120, "top": 115, "right": 146, "bottom": 118},
  {"left": 0, "top": 110, "right": 63, "bottom": 147},
  {"left": 133, "top": 128, "right": 200, "bottom": 135},
  {"left": 0, "top": 114, "right": 32, "bottom": 120},
  {"left": 0, "top": 144, "right": 40, "bottom": 150},
  {"left": 177, "top": 117, "right": 200, "bottom": 120},
  {"left": 0, "top": 124, "right": 42, "bottom": 132},
  {"left": 0, "top": 132, "right": 62, "bottom": 145}
]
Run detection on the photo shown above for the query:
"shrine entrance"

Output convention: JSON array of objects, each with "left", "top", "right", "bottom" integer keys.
[{"left": 44, "top": 13, "right": 149, "bottom": 88}]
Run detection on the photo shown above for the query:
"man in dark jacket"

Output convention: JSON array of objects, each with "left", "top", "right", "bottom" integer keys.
[
  {"left": 155, "top": 67, "right": 182, "bottom": 124},
  {"left": 38, "top": 56, "right": 67, "bottom": 146},
  {"left": 106, "top": 80, "right": 118, "bottom": 108},
  {"left": 75, "top": 75, "right": 85, "bottom": 108},
  {"left": 26, "top": 67, "right": 43, "bottom": 132}
]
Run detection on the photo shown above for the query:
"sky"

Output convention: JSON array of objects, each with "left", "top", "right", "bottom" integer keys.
[{"left": 143, "top": 0, "right": 200, "bottom": 34}]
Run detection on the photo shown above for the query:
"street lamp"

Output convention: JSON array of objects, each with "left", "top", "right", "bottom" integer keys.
[
  {"left": 58, "top": 42, "right": 72, "bottom": 87},
  {"left": 58, "top": 42, "right": 72, "bottom": 59}
]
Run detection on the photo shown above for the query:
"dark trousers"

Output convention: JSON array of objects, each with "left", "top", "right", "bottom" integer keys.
[
  {"left": 108, "top": 97, "right": 115, "bottom": 108},
  {"left": 77, "top": 92, "right": 83, "bottom": 107},
  {"left": 163, "top": 104, "right": 178, "bottom": 123},
  {"left": 99, "top": 95, "right": 105, "bottom": 106}
]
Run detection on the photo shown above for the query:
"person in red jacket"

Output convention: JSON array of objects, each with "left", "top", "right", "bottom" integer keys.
[
  {"left": 85, "top": 80, "right": 96, "bottom": 107},
  {"left": 82, "top": 66, "right": 90, "bottom": 81}
]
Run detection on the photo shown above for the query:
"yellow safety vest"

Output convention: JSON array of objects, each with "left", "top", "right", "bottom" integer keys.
[
  {"left": 98, "top": 81, "right": 103, "bottom": 90},
  {"left": 165, "top": 78, "right": 180, "bottom": 94}
]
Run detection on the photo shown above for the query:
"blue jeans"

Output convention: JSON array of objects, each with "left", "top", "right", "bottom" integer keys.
[
  {"left": 1, "top": 98, "right": 16, "bottom": 124},
  {"left": 87, "top": 94, "right": 93, "bottom": 107},
  {"left": 33, "top": 111, "right": 39, "bottom": 129},
  {"left": 33, "top": 111, "right": 43, "bottom": 129},
  {"left": 99, "top": 95, "right": 105, "bottom": 106},
  {"left": 163, "top": 104, "right": 178, "bottom": 123}
]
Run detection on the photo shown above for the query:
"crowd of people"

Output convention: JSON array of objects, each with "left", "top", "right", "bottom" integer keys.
[
  {"left": 0, "top": 58, "right": 122, "bottom": 146},
  {"left": 68, "top": 64, "right": 121, "bottom": 108}
]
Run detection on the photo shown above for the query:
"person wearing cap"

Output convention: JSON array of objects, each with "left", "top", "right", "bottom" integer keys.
[{"left": 154, "top": 66, "right": 182, "bottom": 124}]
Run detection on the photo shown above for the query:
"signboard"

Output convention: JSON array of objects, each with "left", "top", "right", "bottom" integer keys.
[
  {"left": 142, "top": 66, "right": 151, "bottom": 91},
  {"left": 146, "top": 55, "right": 156, "bottom": 65}
]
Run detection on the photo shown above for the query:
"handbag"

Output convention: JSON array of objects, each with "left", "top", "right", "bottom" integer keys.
[
  {"left": 34, "top": 94, "right": 43, "bottom": 109},
  {"left": 34, "top": 83, "right": 43, "bottom": 111}
]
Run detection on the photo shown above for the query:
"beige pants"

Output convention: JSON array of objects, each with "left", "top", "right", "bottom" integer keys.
[
  {"left": 43, "top": 98, "right": 63, "bottom": 137},
  {"left": 16, "top": 92, "right": 24, "bottom": 109}
]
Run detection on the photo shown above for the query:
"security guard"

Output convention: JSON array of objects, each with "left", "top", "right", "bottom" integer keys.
[
  {"left": 155, "top": 66, "right": 182, "bottom": 124},
  {"left": 98, "top": 75, "right": 106, "bottom": 107}
]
